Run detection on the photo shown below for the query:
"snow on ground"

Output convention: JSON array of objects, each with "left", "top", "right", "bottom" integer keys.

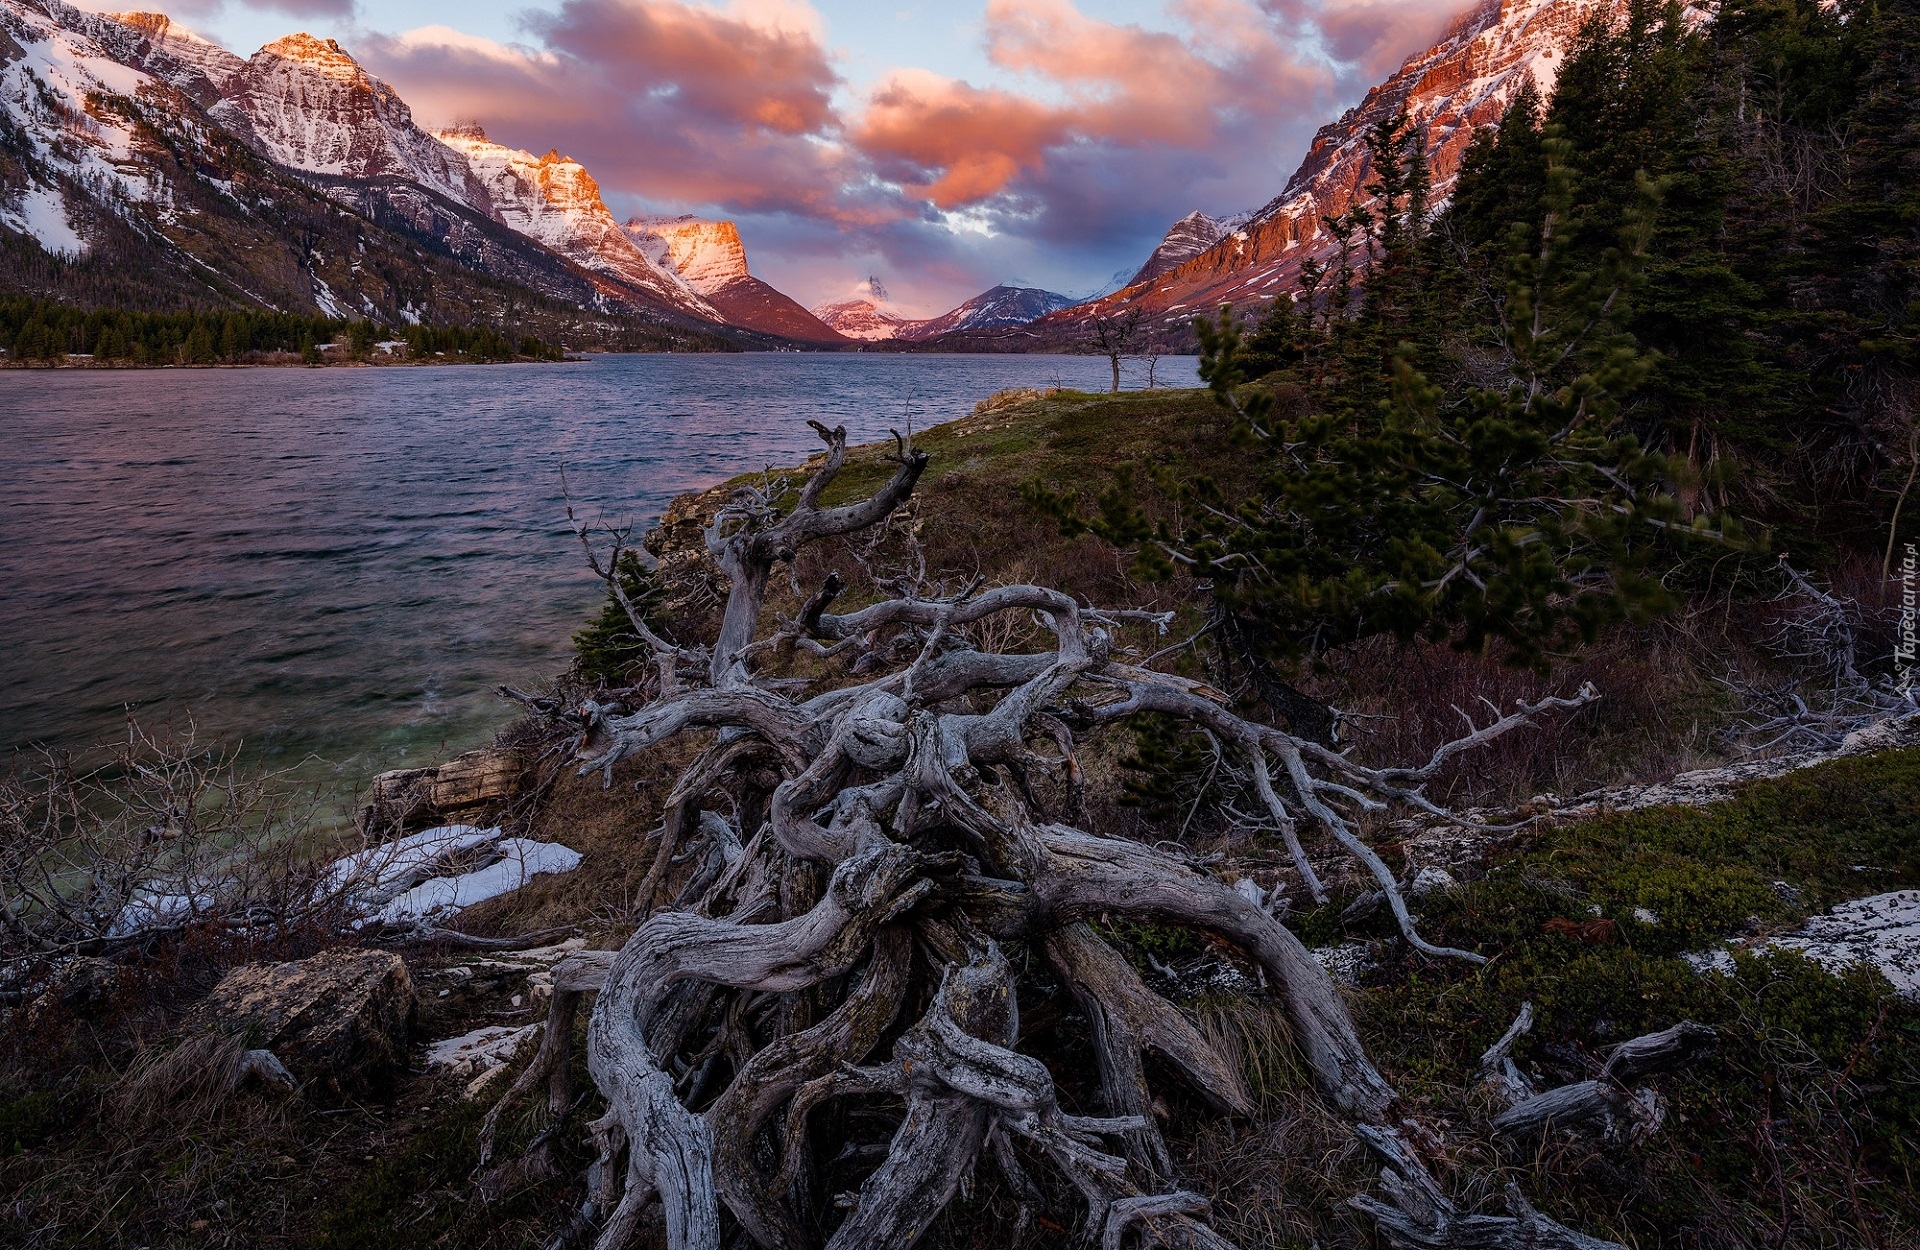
[
  {"left": 109, "top": 884, "right": 215, "bottom": 936},
  {"left": 372, "top": 837, "right": 583, "bottom": 927},
  {"left": 322, "top": 823, "right": 506, "bottom": 903},
  {"left": 314, "top": 822, "right": 585, "bottom": 928},
  {"left": 310, "top": 274, "right": 347, "bottom": 319},
  {"left": 1687, "top": 890, "right": 1920, "bottom": 999}
]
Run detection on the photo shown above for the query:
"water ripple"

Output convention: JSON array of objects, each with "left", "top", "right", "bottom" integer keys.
[{"left": 0, "top": 352, "right": 1196, "bottom": 793}]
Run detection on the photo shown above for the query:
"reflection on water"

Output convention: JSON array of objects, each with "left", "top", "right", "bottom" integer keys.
[{"left": 0, "top": 352, "right": 1198, "bottom": 802}]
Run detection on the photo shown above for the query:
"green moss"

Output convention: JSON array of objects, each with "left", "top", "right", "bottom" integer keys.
[
  {"left": 1566, "top": 748, "right": 1920, "bottom": 910},
  {"left": 1350, "top": 746, "right": 1920, "bottom": 1244}
]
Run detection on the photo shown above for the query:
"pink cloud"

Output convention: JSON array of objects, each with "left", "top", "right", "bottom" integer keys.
[
  {"left": 841, "top": 0, "right": 1334, "bottom": 221},
  {"left": 359, "top": 1, "right": 877, "bottom": 222},
  {"left": 1261, "top": 0, "right": 1462, "bottom": 82},
  {"left": 334, "top": 0, "right": 1476, "bottom": 309}
]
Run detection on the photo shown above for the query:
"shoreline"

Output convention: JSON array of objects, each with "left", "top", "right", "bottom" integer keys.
[{"left": 0, "top": 353, "right": 597, "bottom": 370}]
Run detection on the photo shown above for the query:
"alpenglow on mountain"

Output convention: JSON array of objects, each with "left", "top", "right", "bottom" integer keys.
[
  {"left": 1055, "top": 0, "right": 1629, "bottom": 338},
  {"left": 811, "top": 285, "right": 1077, "bottom": 344},
  {"left": 0, "top": 1, "right": 833, "bottom": 342},
  {"left": 626, "top": 216, "right": 846, "bottom": 344}
]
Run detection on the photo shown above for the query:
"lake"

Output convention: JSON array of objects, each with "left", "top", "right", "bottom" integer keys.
[{"left": 0, "top": 352, "right": 1197, "bottom": 803}]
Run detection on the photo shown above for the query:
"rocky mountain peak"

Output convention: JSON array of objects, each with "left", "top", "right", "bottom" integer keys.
[
  {"left": 105, "top": 9, "right": 247, "bottom": 91},
  {"left": 1080, "top": 0, "right": 1626, "bottom": 331},
  {"left": 111, "top": 11, "right": 174, "bottom": 38},
  {"left": 624, "top": 216, "right": 749, "bottom": 295},
  {"left": 236, "top": 33, "right": 491, "bottom": 212},
  {"left": 896, "top": 284, "right": 1077, "bottom": 342},
  {"left": 257, "top": 33, "right": 364, "bottom": 82},
  {"left": 434, "top": 129, "right": 717, "bottom": 318},
  {"left": 1129, "top": 211, "right": 1234, "bottom": 287}
]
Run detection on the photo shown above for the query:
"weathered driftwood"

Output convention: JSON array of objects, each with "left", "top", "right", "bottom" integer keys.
[
  {"left": 494, "top": 422, "right": 1658, "bottom": 1250},
  {"left": 1350, "top": 1125, "right": 1625, "bottom": 1250},
  {"left": 1491, "top": 1020, "right": 1716, "bottom": 1142}
]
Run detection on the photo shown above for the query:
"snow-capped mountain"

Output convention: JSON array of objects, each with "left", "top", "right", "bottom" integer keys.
[
  {"left": 810, "top": 299, "right": 916, "bottom": 342},
  {"left": 1063, "top": 0, "right": 1628, "bottom": 334},
  {"left": 809, "top": 281, "right": 1077, "bottom": 344},
  {"left": 626, "top": 216, "right": 748, "bottom": 294},
  {"left": 235, "top": 33, "right": 493, "bottom": 213},
  {"left": 435, "top": 128, "right": 717, "bottom": 319},
  {"left": 899, "top": 285, "right": 1077, "bottom": 341},
  {"left": 1127, "top": 211, "right": 1250, "bottom": 287},
  {"left": 0, "top": 2, "right": 836, "bottom": 340},
  {"left": 0, "top": 0, "right": 645, "bottom": 325}
]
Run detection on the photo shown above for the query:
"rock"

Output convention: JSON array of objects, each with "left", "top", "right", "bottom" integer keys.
[
  {"left": 971, "top": 387, "right": 1050, "bottom": 416},
  {"left": 196, "top": 950, "right": 414, "bottom": 1092},
  {"left": 24, "top": 956, "right": 124, "bottom": 1028},
  {"left": 1685, "top": 890, "right": 1920, "bottom": 998},
  {"left": 1311, "top": 942, "right": 1376, "bottom": 986},
  {"left": 1410, "top": 867, "right": 1458, "bottom": 896},
  {"left": 359, "top": 747, "right": 527, "bottom": 834}
]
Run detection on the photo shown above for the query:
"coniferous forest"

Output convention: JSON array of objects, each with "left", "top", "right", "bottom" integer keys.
[{"left": 1202, "top": 0, "right": 1914, "bottom": 594}]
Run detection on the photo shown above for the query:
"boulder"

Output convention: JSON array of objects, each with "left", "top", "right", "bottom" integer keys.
[
  {"left": 197, "top": 949, "right": 414, "bottom": 1093},
  {"left": 23, "top": 956, "right": 125, "bottom": 1029},
  {"left": 359, "top": 747, "right": 527, "bottom": 834}
]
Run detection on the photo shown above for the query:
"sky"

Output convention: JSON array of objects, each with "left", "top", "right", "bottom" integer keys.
[{"left": 74, "top": 0, "right": 1465, "bottom": 315}]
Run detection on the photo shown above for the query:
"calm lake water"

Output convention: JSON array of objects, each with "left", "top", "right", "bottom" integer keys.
[{"left": 1, "top": 352, "right": 1198, "bottom": 800}]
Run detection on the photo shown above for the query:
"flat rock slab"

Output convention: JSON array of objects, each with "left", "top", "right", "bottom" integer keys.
[
  {"left": 1687, "top": 890, "right": 1920, "bottom": 998},
  {"left": 359, "top": 747, "right": 528, "bottom": 834},
  {"left": 198, "top": 949, "right": 414, "bottom": 1092}
]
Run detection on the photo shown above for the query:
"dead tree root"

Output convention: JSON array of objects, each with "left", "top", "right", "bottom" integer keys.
[{"left": 492, "top": 421, "right": 1638, "bottom": 1250}]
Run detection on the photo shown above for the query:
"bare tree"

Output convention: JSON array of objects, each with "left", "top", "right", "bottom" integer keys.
[
  {"left": 490, "top": 422, "right": 1706, "bottom": 1250},
  {"left": 1087, "top": 307, "right": 1142, "bottom": 393}
]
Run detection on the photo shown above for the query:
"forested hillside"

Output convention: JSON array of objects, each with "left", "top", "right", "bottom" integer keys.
[{"left": 1213, "top": 0, "right": 1914, "bottom": 567}]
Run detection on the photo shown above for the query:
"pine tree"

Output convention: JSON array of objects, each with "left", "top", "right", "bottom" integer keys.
[
  {"left": 1037, "top": 140, "right": 1750, "bottom": 667},
  {"left": 573, "top": 550, "right": 665, "bottom": 686}
]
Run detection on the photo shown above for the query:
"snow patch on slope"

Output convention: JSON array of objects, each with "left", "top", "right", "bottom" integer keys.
[{"left": 0, "top": 184, "right": 83, "bottom": 257}]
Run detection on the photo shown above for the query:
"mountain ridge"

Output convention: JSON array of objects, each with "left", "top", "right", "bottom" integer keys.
[
  {"left": 0, "top": 2, "right": 829, "bottom": 344},
  {"left": 1047, "top": 0, "right": 1626, "bottom": 343}
]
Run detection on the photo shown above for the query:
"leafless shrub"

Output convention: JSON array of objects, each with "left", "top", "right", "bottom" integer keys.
[
  {"left": 1721, "top": 558, "right": 1915, "bottom": 753},
  {"left": 0, "top": 720, "right": 343, "bottom": 975}
]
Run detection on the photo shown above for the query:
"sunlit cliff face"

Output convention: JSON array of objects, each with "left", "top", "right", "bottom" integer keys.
[{"left": 432, "top": 125, "right": 721, "bottom": 316}]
